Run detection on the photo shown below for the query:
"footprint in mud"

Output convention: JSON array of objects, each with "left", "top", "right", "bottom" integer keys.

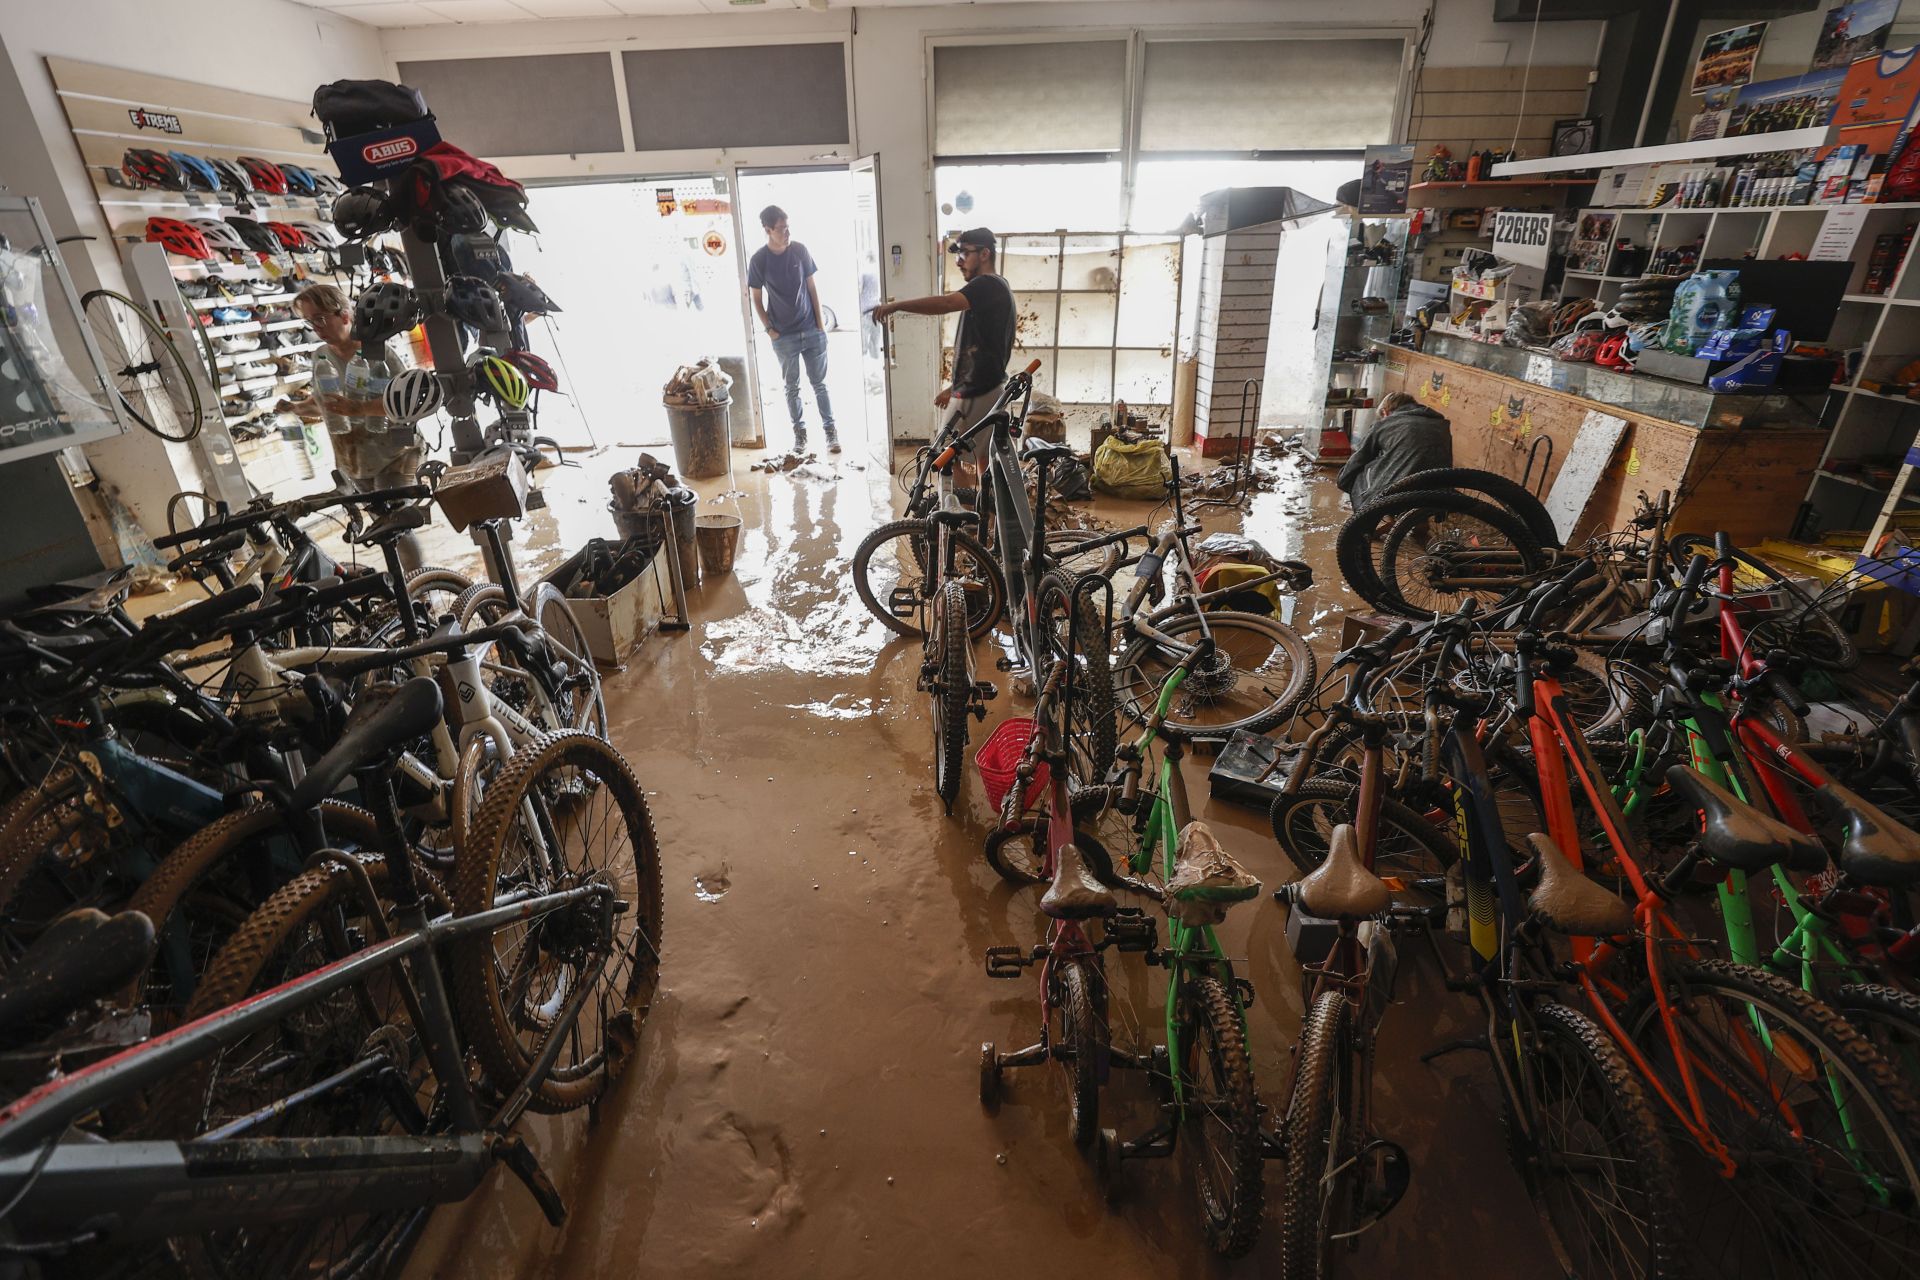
[{"left": 694, "top": 862, "right": 732, "bottom": 902}]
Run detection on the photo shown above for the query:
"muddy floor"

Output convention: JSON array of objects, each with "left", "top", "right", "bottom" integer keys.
[{"left": 399, "top": 438, "right": 1562, "bottom": 1279}]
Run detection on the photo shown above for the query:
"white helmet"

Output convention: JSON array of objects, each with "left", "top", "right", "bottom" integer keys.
[
  {"left": 383, "top": 367, "right": 444, "bottom": 423},
  {"left": 190, "top": 218, "right": 248, "bottom": 256},
  {"left": 292, "top": 220, "right": 343, "bottom": 249}
]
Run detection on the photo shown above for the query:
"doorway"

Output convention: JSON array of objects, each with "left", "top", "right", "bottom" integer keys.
[
  {"left": 509, "top": 177, "right": 749, "bottom": 447},
  {"left": 733, "top": 163, "right": 890, "bottom": 467}
]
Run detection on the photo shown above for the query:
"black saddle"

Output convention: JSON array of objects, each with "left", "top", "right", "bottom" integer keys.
[
  {"left": 0, "top": 908, "right": 156, "bottom": 1037},
  {"left": 1020, "top": 438, "right": 1077, "bottom": 466},
  {"left": 291, "top": 676, "right": 444, "bottom": 809},
  {"left": 1664, "top": 766, "right": 1827, "bottom": 873},
  {"left": 1824, "top": 781, "right": 1920, "bottom": 888},
  {"left": 1041, "top": 842, "right": 1118, "bottom": 920}
]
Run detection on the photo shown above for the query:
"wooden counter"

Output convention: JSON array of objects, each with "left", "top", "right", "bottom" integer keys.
[{"left": 1379, "top": 347, "right": 1826, "bottom": 543}]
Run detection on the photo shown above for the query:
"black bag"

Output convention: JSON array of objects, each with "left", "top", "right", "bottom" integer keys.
[{"left": 311, "top": 80, "right": 429, "bottom": 139}]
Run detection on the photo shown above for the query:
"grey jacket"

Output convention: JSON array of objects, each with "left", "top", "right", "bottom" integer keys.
[{"left": 1337, "top": 402, "right": 1453, "bottom": 508}]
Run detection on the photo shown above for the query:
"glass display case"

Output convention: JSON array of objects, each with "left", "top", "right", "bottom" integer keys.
[
  {"left": 0, "top": 196, "right": 121, "bottom": 464},
  {"left": 1398, "top": 332, "right": 1823, "bottom": 431}
]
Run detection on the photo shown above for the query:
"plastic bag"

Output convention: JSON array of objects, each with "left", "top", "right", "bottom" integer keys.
[
  {"left": 1091, "top": 435, "right": 1171, "bottom": 500},
  {"left": 1051, "top": 455, "right": 1093, "bottom": 501}
]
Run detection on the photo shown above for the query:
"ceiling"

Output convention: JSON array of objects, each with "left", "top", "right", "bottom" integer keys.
[{"left": 293, "top": 0, "right": 1095, "bottom": 25}]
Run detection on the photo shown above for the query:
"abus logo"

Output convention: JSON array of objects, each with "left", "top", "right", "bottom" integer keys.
[{"left": 364, "top": 137, "right": 417, "bottom": 164}]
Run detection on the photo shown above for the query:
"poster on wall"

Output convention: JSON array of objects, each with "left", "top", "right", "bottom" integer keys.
[
  {"left": 1727, "top": 67, "right": 1847, "bottom": 136},
  {"left": 1814, "top": 0, "right": 1899, "bottom": 71},
  {"left": 1830, "top": 45, "right": 1920, "bottom": 155},
  {"left": 1692, "top": 23, "right": 1768, "bottom": 95},
  {"left": 1358, "top": 144, "right": 1414, "bottom": 215}
]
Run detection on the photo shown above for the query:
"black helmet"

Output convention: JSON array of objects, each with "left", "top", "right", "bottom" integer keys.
[
  {"left": 351, "top": 282, "right": 422, "bottom": 344},
  {"left": 123, "top": 148, "right": 187, "bottom": 192},
  {"left": 210, "top": 157, "right": 253, "bottom": 197},
  {"left": 446, "top": 231, "right": 511, "bottom": 282},
  {"left": 423, "top": 184, "right": 490, "bottom": 239},
  {"left": 494, "top": 272, "right": 561, "bottom": 317},
  {"left": 443, "top": 275, "right": 509, "bottom": 333},
  {"left": 331, "top": 186, "right": 395, "bottom": 242},
  {"left": 224, "top": 216, "right": 280, "bottom": 254}
]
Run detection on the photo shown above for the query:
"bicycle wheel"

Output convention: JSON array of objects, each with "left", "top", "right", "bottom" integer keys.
[
  {"left": 1833, "top": 982, "right": 1920, "bottom": 1083},
  {"left": 528, "top": 581, "right": 608, "bottom": 738},
  {"left": 1378, "top": 495, "right": 1548, "bottom": 620},
  {"left": 983, "top": 784, "right": 1136, "bottom": 887},
  {"left": 932, "top": 578, "right": 971, "bottom": 813},
  {"left": 1623, "top": 959, "right": 1920, "bottom": 1277},
  {"left": 1668, "top": 534, "right": 1858, "bottom": 671},
  {"left": 166, "top": 489, "right": 215, "bottom": 539},
  {"left": 403, "top": 565, "right": 473, "bottom": 630},
  {"left": 1036, "top": 568, "right": 1116, "bottom": 783},
  {"left": 1278, "top": 988, "right": 1353, "bottom": 1280},
  {"left": 1389, "top": 466, "right": 1563, "bottom": 550},
  {"left": 1509, "top": 1001, "right": 1682, "bottom": 1279},
  {"left": 1114, "top": 610, "right": 1315, "bottom": 740},
  {"left": 1268, "top": 779, "right": 1456, "bottom": 905},
  {"left": 450, "top": 730, "right": 662, "bottom": 1113},
  {"left": 1177, "top": 974, "right": 1264, "bottom": 1258},
  {"left": 851, "top": 517, "right": 1004, "bottom": 639},
  {"left": 80, "top": 288, "right": 203, "bottom": 441},
  {"left": 149, "top": 854, "right": 444, "bottom": 1280},
  {"left": 1046, "top": 527, "right": 1129, "bottom": 578},
  {"left": 1057, "top": 956, "right": 1108, "bottom": 1147}
]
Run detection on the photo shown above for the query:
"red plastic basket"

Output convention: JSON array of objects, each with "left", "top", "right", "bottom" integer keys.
[{"left": 975, "top": 716, "right": 1049, "bottom": 813}]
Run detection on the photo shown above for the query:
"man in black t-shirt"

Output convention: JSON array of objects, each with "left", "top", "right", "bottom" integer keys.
[{"left": 869, "top": 227, "right": 1015, "bottom": 467}]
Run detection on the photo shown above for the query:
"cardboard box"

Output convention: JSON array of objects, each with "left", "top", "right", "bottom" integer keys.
[
  {"left": 539, "top": 543, "right": 669, "bottom": 666},
  {"left": 435, "top": 451, "right": 529, "bottom": 532}
]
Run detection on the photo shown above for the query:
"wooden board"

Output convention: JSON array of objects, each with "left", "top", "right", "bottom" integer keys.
[{"left": 1544, "top": 410, "right": 1630, "bottom": 540}]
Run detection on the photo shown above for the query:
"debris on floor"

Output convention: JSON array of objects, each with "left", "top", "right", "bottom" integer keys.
[
  {"left": 662, "top": 358, "right": 732, "bottom": 407},
  {"left": 751, "top": 451, "right": 816, "bottom": 474}
]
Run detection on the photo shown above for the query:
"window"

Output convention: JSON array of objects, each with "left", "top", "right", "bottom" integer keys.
[
  {"left": 932, "top": 41, "right": 1128, "bottom": 157},
  {"left": 934, "top": 161, "right": 1124, "bottom": 238},
  {"left": 1137, "top": 38, "right": 1405, "bottom": 151},
  {"left": 1129, "top": 158, "right": 1360, "bottom": 233}
]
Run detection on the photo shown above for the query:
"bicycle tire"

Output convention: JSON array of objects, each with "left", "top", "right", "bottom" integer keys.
[
  {"left": 1388, "top": 466, "right": 1562, "bottom": 550},
  {"left": 1513, "top": 1001, "right": 1683, "bottom": 1279},
  {"left": 1623, "top": 958, "right": 1920, "bottom": 1275},
  {"left": 403, "top": 565, "right": 474, "bottom": 625},
  {"left": 1668, "top": 534, "right": 1858, "bottom": 671},
  {"left": 80, "top": 288, "right": 204, "bottom": 441},
  {"left": 850, "top": 517, "right": 1004, "bottom": 639},
  {"left": 983, "top": 784, "right": 1133, "bottom": 887},
  {"left": 1278, "top": 988, "right": 1352, "bottom": 1280},
  {"left": 1178, "top": 974, "right": 1264, "bottom": 1259},
  {"left": 455, "top": 581, "right": 604, "bottom": 738},
  {"left": 1375, "top": 493, "right": 1548, "bottom": 620},
  {"left": 1833, "top": 981, "right": 1920, "bottom": 1085},
  {"left": 165, "top": 489, "right": 214, "bottom": 539},
  {"left": 527, "top": 581, "right": 608, "bottom": 739},
  {"left": 1036, "top": 568, "right": 1116, "bottom": 783},
  {"left": 932, "top": 578, "right": 971, "bottom": 813},
  {"left": 1268, "top": 779, "right": 1456, "bottom": 904},
  {"left": 1114, "top": 609, "right": 1315, "bottom": 740},
  {"left": 450, "top": 730, "right": 663, "bottom": 1114},
  {"left": 1059, "top": 957, "right": 1107, "bottom": 1148},
  {"left": 125, "top": 798, "right": 382, "bottom": 1016}
]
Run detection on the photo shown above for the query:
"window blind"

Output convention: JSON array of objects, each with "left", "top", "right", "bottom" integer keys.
[
  {"left": 1138, "top": 39, "right": 1405, "bottom": 152},
  {"left": 933, "top": 41, "right": 1128, "bottom": 156}
]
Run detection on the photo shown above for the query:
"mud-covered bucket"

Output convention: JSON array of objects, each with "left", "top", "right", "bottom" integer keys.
[{"left": 694, "top": 514, "right": 742, "bottom": 577}]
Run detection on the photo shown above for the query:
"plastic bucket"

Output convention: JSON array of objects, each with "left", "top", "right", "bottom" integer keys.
[
  {"left": 695, "top": 514, "right": 742, "bottom": 577},
  {"left": 664, "top": 397, "right": 731, "bottom": 479},
  {"left": 975, "top": 717, "right": 1048, "bottom": 814}
]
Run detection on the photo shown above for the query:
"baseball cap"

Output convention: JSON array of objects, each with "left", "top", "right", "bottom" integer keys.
[{"left": 949, "top": 227, "right": 996, "bottom": 253}]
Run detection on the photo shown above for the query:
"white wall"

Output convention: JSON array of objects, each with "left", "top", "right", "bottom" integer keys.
[
  {"left": 0, "top": 0, "right": 389, "bottom": 540},
  {"left": 378, "top": 0, "right": 1602, "bottom": 437}
]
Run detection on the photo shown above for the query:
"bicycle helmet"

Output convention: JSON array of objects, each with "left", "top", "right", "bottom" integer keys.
[
  {"left": 224, "top": 216, "right": 280, "bottom": 255},
  {"left": 506, "top": 349, "right": 558, "bottom": 393},
  {"left": 238, "top": 157, "right": 288, "bottom": 195},
  {"left": 278, "top": 163, "right": 319, "bottom": 196},
  {"left": 495, "top": 272, "right": 560, "bottom": 318},
  {"left": 331, "top": 186, "right": 395, "bottom": 241},
  {"left": 430, "top": 184, "right": 491, "bottom": 238},
  {"left": 471, "top": 353, "right": 530, "bottom": 410},
  {"left": 383, "top": 367, "right": 444, "bottom": 423},
  {"left": 169, "top": 152, "right": 221, "bottom": 193},
  {"left": 211, "top": 157, "right": 253, "bottom": 197},
  {"left": 145, "top": 216, "right": 212, "bottom": 260},
  {"left": 291, "top": 220, "right": 343, "bottom": 249},
  {"left": 310, "top": 171, "right": 345, "bottom": 197},
  {"left": 267, "top": 222, "right": 310, "bottom": 252},
  {"left": 351, "top": 282, "right": 422, "bottom": 344},
  {"left": 123, "top": 148, "right": 187, "bottom": 191},
  {"left": 1593, "top": 331, "right": 1634, "bottom": 371},
  {"left": 187, "top": 218, "right": 248, "bottom": 257},
  {"left": 443, "top": 275, "right": 509, "bottom": 333},
  {"left": 446, "top": 231, "right": 511, "bottom": 281}
]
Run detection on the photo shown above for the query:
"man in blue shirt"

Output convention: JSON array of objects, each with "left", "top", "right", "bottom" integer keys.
[{"left": 747, "top": 205, "right": 838, "bottom": 453}]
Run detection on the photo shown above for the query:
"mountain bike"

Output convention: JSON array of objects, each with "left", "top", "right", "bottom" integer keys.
[{"left": 0, "top": 681, "right": 662, "bottom": 1277}]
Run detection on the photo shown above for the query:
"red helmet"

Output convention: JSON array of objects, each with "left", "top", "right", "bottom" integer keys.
[
  {"left": 238, "top": 156, "right": 288, "bottom": 195},
  {"left": 1593, "top": 332, "right": 1635, "bottom": 370},
  {"left": 267, "top": 222, "right": 309, "bottom": 252},
  {"left": 145, "top": 216, "right": 212, "bottom": 260},
  {"left": 507, "top": 349, "right": 558, "bottom": 392},
  {"left": 122, "top": 148, "right": 187, "bottom": 192}
]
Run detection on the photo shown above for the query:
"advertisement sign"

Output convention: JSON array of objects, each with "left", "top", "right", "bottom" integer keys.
[
  {"left": 325, "top": 116, "right": 442, "bottom": 185},
  {"left": 1693, "top": 23, "right": 1769, "bottom": 95},
  {"left": 1490, "top": 211, "right": 1554, "bottom": 271},
  {"left": 1359, "top": 144, "right": 1414, "bottom": 215}
]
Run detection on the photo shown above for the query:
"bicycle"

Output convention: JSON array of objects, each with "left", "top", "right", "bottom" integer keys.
[{"left": 0, "top": 680, "right": 662, "bottom": 1277}]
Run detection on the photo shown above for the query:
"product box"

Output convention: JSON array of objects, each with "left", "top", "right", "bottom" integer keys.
[
  {"left": 538, "top": 543, "right": 669, "bottom": 665},
  {"left": 433, "top": 451, "right": 528, "bottom": 532}
]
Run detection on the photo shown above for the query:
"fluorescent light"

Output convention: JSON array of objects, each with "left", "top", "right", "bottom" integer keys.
[{"left": 1491, "top": 127, "right": 1834, "bottom": 178}]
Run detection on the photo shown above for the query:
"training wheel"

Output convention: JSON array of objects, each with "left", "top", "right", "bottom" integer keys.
[
  {"left": 1095, "top": 1127, "right": 1123, "bottom": 1203},
  {"left": 979, "top": 1042, "right": 1002, "bottom": 1108}
]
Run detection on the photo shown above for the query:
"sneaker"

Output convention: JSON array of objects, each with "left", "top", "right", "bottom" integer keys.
[
  {"left": 793, "top": 432, "right": 808, "bottom": 453},
  {"left": 827, "top": 438, "right": 842, "bottom": 454}
]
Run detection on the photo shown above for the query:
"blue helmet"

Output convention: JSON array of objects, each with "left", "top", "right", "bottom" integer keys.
[
  {"left": 279, "top": 163, "right": 319, "bottom": 196},
  {"left": 169, "top": 151, "right": 221, "bottom": 194}
]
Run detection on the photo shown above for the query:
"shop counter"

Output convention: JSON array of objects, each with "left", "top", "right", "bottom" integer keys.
[{"left": 1377, "top": 335, "right": 1828, "bottom": 543}]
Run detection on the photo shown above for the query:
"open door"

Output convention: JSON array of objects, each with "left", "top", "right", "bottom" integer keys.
[{"left": 850, "top": 154, "right": 893, "bottom": 474}]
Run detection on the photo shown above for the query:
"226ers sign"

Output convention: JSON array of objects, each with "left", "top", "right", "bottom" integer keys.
[{"left": 1490, "top": 211, "right": 1554, "bottom": 271}]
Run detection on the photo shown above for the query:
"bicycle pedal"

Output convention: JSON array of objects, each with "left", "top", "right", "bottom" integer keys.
[
  {"left": 971, "top": 704, "right": 988, "bottom": 721},
  {"left": 985, "top": 945, "right": 1037, "bottom": 978},
  {"left": 1107, "top": 908, "right": 1157, "bottom": 953},
  {"left": 994, "top": 656, "right": 1015, "bottom": 672},
  {"left": 494, "top": 1133, "right": 567, "bottom": 1226},
  {"left": 887, "top": 587, "right": 919, "bottom": 618},
  {"left": 973, "top": 681, "right": 998, "bottom": 701}
]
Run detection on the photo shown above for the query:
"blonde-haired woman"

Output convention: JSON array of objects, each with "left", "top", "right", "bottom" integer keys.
[{"left": 285, "top": 282, "right": 424, "bottom": 567}]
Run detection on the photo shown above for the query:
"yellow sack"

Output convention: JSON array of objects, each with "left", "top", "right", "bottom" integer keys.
[{"left": 1091, "top": 436, "right": 1171, "bottom": 500}]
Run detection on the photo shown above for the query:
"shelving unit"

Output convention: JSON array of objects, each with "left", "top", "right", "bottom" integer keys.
[{"left": 1407, "top": 179, "right": 1593, "bottom": 209}]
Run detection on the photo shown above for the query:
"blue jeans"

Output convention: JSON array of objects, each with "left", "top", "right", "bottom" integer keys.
[{"left": 771, "top": 328, "right": 835, "bottom": 441}]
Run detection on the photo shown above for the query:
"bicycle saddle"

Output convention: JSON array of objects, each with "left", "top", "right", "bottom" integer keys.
[
  {"left": 1041, "top": 842, "right": 1118, "bottom": 920},
  {"left": 1019, "top": 438, "right": 1076, "bottom": 466},
  {"left": 1664, "top": 766, "right": 1827, "bottom": 873},
  {"left": 1291, "top": 823, "right": 1386, "bottom": 920},
  {"left": 1823, "top": 781, "right": 1920, "bottom": 888},
  {"left": 291, "top": 676, "right": 445, "bottom": 809},
  {"left": 0, "top": 908, "right": 155, "bottom": 1038},
  {"left": 1525, "top": 834, "right": 1634, "bottom": 936},
  {"left": 356, "top": 504, "right": 433, "bottom": 545}
]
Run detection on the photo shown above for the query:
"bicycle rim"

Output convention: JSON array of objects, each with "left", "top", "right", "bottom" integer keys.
[
  {"left": 81, "top": 288, "right": 203, "bottom": 441},
  {"left": 1115, "top": 611, "right": 1315, "bottom": 739}
]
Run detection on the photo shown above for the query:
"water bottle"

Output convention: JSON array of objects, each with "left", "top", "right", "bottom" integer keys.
[
  {"left": 343, "top": 351, "right": 372, "bottom": 397},
  {"left": 314, "top": 361, "right": 347, "bottom": 435}
]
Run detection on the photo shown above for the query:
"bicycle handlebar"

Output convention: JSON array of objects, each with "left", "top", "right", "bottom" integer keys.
[
  {"left": 1522, "top": 557, "right": 1598, "bottom": 628},
  {"left": 153, "top": 485, "right": 432, "bottom": 549},
  {"left": 316, "top": 621, "right": 528, "bottom": 679},
  {"left": 931, "top": 364, "right": 1043, "bottom": 468},
  {"left": 165, "top": 530, "right": 246, "bottom": 574},
  {"left": 1671, "top": 552, "right": 1710, "bottom": 628}
]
